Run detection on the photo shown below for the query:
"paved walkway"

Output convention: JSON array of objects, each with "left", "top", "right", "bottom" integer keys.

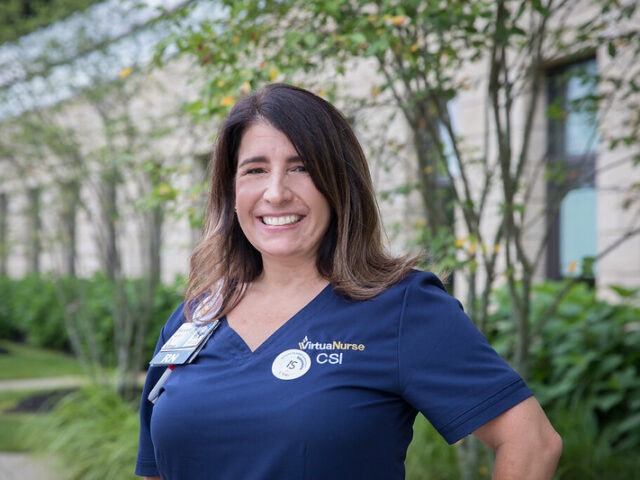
[
  {"left": 0, "top": 375, "right": 88, "bottom": 392},
  {"left": 0, "top": 452, "right": 61, "bottom": 480}
]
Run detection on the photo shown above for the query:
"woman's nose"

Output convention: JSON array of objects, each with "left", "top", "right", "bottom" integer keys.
[{"left": 263, "top": 172, "right": 293, "bottom": 204}]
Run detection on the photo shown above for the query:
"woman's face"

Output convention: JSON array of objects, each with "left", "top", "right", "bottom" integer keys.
[{"left": 234, "top": 121, "right": 331, "bottom": 267}]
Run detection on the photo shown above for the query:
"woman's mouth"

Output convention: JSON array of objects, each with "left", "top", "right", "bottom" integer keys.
[{"left": 261, "top": 215, "right": 302, "bottom": 226}]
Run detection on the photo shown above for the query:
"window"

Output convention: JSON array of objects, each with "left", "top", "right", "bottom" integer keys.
[{"left": 546, "top": 58, "right": 598, "bottom": 280}]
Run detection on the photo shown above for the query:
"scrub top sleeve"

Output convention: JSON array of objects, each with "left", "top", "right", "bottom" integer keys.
[
  {"left": 397, "top": 272, "right": 531, "bottom": 444},
  {"left": 135, "top": 302, "right": 186, "bottom": 477}
]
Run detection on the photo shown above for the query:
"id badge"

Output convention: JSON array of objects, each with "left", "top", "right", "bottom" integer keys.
[{"left": 150, "top": 320, "right": 221, "bottom": 366}]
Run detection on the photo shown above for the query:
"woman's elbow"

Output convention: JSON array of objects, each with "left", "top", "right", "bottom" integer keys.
[{"left": 543, "top": 427, "right": 563, "bottom": 465}]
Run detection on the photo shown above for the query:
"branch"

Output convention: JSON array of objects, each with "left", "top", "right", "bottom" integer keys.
[{"left": 597, "top": 226, "right": 640, "bottom": 262}]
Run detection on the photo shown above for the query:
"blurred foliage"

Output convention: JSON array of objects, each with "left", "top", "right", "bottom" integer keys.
[
  {"left": 406, "top": 280, "right": 640, "bottom": 479},
  {"left": 406, "top": 414, "right": 475, "bottom": 480},
  {"left": 0, "top": 274, "right": 184, "bottom": 368},
  {"left": 0, "top": 388, "right": 51, "bottom": 451},
  {"left": 157, "top": 0, "right": 494, "bottom": 118},
  {"left": 488, "top": 281, "right": 640, "bottom": 454},
  {"left": 0, "top": 0, "right": 103, "bottom": 44},
  {"left": 24, "top": 385, "right": 139, "bottom": 480},
  {"left": 549, "top": 400, "right": 639, "bottom": 479}
]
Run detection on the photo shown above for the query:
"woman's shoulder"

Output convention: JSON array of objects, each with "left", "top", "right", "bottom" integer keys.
[
  {"left": 367, "top": 268, "right": 449, "bottom": 303},
  {"left": 389, "top": 268, "right": 461, "bottom": 310},
  {"left": 397, "top": 268, "right": 447, "bottom": 291},
  {"left": 160, "top": 301, "right": 187, "bottom": 341}
]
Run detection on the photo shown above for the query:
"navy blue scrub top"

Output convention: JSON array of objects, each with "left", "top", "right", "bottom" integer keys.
[{"left": 136, "top": 270, "right": 531, "bottom": 479}]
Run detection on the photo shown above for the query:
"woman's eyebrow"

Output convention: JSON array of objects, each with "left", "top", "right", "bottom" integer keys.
[
  {"left": 237, "top": 156, "right": 267, "bottom": 168},
  {"left": 237, "top": 155, "right": 302, "bottom": 168}
]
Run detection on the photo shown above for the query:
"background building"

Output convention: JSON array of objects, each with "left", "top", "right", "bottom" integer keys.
[{"left": 1, "top": 0, "right": 638, "bottom": 295}]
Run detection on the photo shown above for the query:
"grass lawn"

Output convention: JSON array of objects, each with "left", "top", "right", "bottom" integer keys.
[{"left": 0, "top": 341, "right": 85, "bottom": 380}]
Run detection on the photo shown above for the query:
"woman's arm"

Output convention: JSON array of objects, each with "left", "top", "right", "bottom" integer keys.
[{"left": 473, "top": 396, "right": 562, "bottom": 479}]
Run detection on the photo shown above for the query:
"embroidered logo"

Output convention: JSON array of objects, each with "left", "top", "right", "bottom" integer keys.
[
  {"left": 298, "top": 336, "right": 366, "bottom": 351},
  {"left": 271, "top": 349, "right": 311, "bottom": 380}
]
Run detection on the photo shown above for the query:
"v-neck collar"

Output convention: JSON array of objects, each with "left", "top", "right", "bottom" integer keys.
[{"left": 221, "top": 282, "right": 334, "bottom": 357}]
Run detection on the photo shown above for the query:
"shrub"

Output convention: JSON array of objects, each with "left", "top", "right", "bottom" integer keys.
[
  {"left": 0, "top": 274, "right": 69, "bottom": 349},
  {"left": 0, "top": 274, "right": 184, "bottom": 367},
  {"left": 405, "top": 414, "right": 466, "bottom": 480},
  {"left": 0, "top": 276, "right": 22, "bottom": 341},
  {"left": 488, "top": 281, "right": 640, "bottom": 459},
  {"left": 24, "top": 385, "right": 139, "bottom": 480},
  {"left": 548, "top": 401, "right": 639, "bottom": 480}
]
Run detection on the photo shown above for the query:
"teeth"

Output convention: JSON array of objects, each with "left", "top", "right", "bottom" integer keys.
[{"left": 262, "top": 215, "right": 301, "bottom": 226}]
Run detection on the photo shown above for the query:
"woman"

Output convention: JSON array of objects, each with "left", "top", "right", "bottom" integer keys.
[{"left": 136, "top": 83, "right": 561, "bottom": 479}]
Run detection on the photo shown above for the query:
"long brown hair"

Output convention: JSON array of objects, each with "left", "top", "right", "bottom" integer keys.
[{"left": 185, "top": 83, "right": 418, "bottom": 320}]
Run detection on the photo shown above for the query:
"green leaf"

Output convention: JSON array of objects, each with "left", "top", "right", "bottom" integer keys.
[
  {"left": 609, "top": 285, "right": 640, "bottom": 298},
  {"left": 594, "top": 392, "right": 623, "bottom": 412},
  {"left": 304, "top": 32, "right": 318, "bottom": 47},
  {"left": 349, "top": 32, "right": 367, "bottom": 46}
]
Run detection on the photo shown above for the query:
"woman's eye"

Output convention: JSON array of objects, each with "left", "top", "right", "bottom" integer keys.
[{"left": 292, "top": 165, "right": 307, "bottom": 173}]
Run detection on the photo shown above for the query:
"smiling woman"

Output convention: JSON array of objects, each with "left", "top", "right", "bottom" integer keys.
[{"left": 135, "top": 83, "right": 561, "bottom": 480}]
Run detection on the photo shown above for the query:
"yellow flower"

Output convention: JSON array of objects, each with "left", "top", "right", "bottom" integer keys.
[
  {"left": 118, "top": 67, "right": 133, "bottom": 78},
  {"left": 410, "top": 43, "right": 419, "bottom": 53},
  {"left": 391, "top": 15, "right": 409, "bottom": 27},
  {"left": 568, "top": 260, "right": 578, "bottom": 274},
  {"left": 240, "top": 81, "right": 251, "bottom": 95},
  {"left": 268, "top": 67, "right": 279, "bottom": 81},
  {"left": 454, "top": 237, "right": 467, "bottom": 248},
  {"left": 220, "top": 95, "right": 235, "bottom": 107},
  {"left": 371, "top": 86, "right": 381, "bottom": 97}
]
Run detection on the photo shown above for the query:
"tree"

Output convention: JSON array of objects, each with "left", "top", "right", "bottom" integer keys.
[
  {"left": 157, "top": 0, "right": 640, "bottom": 476},
  {"left": 0, "top": 1, "right": 205, "bottom": 398},
  {"left": 161, "top": 0, "right": 640, "bottom": 371}
]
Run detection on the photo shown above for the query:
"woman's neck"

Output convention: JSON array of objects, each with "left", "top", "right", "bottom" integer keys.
[{"left": 256, "top": 259, "right": 327, "bottom": 292}]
